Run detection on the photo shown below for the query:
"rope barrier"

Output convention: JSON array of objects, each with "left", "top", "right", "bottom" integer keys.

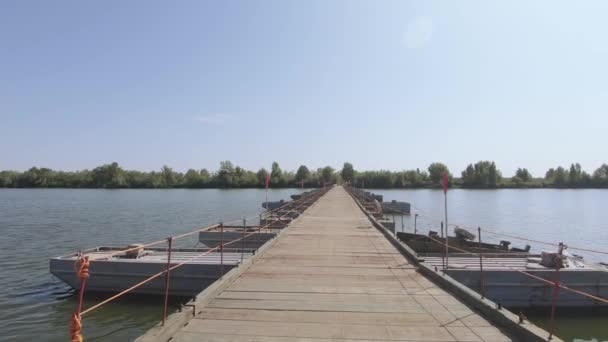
[
  {"left": 171, "top": 223, "right": 221, "bottom": 241},
  {"left": 474, "top": 227, "right": 559, "bottom": 247},
  {"left": 351, "top": 190, "right": 608, "bottom": 258},
  {"left": 223, "top": 196, "right": 313, "bottom": 248},
  {"left": 478, "top": 227, "right": 608, "bottom": 256},
  {"left": 445, "top": 222, "right": 608, "bottom": 256},
  {"left": 377, "top": 203, "right": 608, "bottom": 257},
  {"left": 424, "top": 235, "right": 608, "bottom": 305},
  {"left": 92, "top": 190, "right": 318, "bottom": 262},
  {"left": 348, "top": 185, "right": 608, "bottom": 341},
  {"left": 75, "top": 185, "right": 330, "bottom": 326},
  {"left": 80, "top": 270, "right": 166, "bottom": 315}
]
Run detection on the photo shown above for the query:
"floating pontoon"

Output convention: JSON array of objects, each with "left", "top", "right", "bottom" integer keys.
[{"left": 50, "top": 246, "right": 252, "bottom": 296}]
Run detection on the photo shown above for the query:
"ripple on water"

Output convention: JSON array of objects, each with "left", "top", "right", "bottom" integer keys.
[
  {"left": 0, "top": 188, "right": 304, "bottom": 342},
  {"left": 3, "top": 188, "right": 605, "bottom": 341}
]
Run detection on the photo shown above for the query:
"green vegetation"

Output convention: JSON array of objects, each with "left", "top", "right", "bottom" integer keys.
[
  {"left": 340, "top": 163, "right": 355, "bottom": 183},
  {"left": 427, "top": 162, "right": 451, "bottom": 184},
  {"left": 461, "top": 161, "right": 502, "bottom": 188},
  {"left": 0, "top": 161, "right": 337, "bottom": 189},
  {"left": 2, "top": 161, "right": 608, "bottom": 189},
  {"left": 352, "top": 161, "right": 608, "bottom": 189}
]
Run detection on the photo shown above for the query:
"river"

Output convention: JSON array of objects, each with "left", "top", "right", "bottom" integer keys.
[
  {"left": 370, "top": 188, "right": 608, "bottom": 342},
  {"left": 0, "top": 188, "right": 606, "bottom": 341}
]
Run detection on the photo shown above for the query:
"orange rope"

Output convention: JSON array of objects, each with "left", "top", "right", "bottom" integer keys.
[
  {"left": 102, "top": 186, "right": 322, "bottom": 259},
  {"left": 171, "top": 224, "right": 220, "bottom": 241},
  {"left": 75, "top": 256, "right": 90, "bottom": 280},
  {"left": 81, "top": 202, "right": 305, "bottom": 316},
  {"left": 79, "top": 187, "right": 329, "bottom": 316},
  {"left": 81, "top": 243, "right": 223, "bottom": 316},
  {"left": 70, "top": 312, "right": 83, "bottom": 342},
  {"left": 71, "top": 255, "right": 89, "bottom": 341},
  {"left": 519, "top": 270, "right": 608, "bottom": 304}
]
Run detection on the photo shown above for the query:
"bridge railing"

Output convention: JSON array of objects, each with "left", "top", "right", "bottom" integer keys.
[
  {"left": 68, "top": 185, "right": 331, "bottom": 341},
  {"left": 345, "top": 185, "right": 608, "bottom": 341}
]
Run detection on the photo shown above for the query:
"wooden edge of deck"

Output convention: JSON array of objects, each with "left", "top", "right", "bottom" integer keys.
[
  {"left": 347, "top": 190, "right": 562, "bottom": 342},
  {"left": 135, "top": 198, "right": 321, "bottom": 342}
]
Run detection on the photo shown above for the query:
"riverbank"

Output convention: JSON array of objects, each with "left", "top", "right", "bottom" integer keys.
[
  {"left": 3, "top": 161, "right": 608, "bottom": 189},
  {"left": 2, "top": 180, "right": 607, "bottom": 190}
]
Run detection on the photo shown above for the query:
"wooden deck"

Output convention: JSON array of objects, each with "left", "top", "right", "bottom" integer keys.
[{"left": 153, "top": 186, "right": 514, "bottom": 341}]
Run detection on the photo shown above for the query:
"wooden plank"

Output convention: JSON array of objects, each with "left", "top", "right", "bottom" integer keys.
[{"left": 141, "top": 186, "right": 514, "bottom": 342}]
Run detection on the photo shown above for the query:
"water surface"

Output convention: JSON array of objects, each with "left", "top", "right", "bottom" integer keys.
[
  {"left": 371, "top": 188, "right": 608, "bottom": 342},
  {"left": 0, "top": 188, "right": 606, "bottom": 341},
  {"left": 0, "top": 188, "right": 303, "bottom": 341}
]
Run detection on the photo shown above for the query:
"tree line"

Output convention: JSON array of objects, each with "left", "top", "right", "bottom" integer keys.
[
  {"left": 344, "top": 161, "right": 608, "bottom": 189},
  {"left": 0, "top": 161, "right": 337, "bottom": 189},
  {"left": 2, "top": 160, "right": 608, "bottom": 189}
]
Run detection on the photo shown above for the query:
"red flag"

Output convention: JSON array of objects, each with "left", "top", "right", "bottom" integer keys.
[
  {"left": 265, "top": 174, "right": 270, "bottom": 189},
  {"left": 442, "top": 172, "right": 448, "bottom": 193}
]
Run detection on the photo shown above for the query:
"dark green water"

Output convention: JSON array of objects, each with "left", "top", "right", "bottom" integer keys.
[
  {"left": 526, "top": 310, "right": 608, "bottom": 342},
  {"left": 0, "top": 188, "right": 606, "bottom": 341}
]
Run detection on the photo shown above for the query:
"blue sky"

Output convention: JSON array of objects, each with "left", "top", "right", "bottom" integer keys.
[{"left": 1, "top": 1, "right": 607, "bottom": 177}]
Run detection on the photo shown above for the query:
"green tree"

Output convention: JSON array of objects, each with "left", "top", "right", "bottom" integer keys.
[
  {"left": 356, "top": 170, "right": 395, "bottom": 188},
  {"left": 199, "top": 169, "right": 210, "bottom": 186},
  {"left": 234, "top": 166, "right": 245, "bottom": 187},
  {"left": 0, "top": 171, "right": 18, "bottom": 187},
  {"left": 242, "top": 170, "right": 259, "bottom": 187},
  {"left": 514, "top": 168, "right": 532, "bottom": 182},
  {"left": 217, "top": 161, "right": 235, "bottom": 188},
  {"left": 256, "top": 168, "right": 269, "bottom": 187},
  {"left": 592, "top": 164, "right": 608, "bottom": 187},
  {"left": 461, "top": 164, "right": 475, "bottom": 186},
  {"left": 161, "top": 165, "right": 177, "bottom": 188},
  {"left": 568, "top": 163, "right": 582, "bottom": 186},
  {"left": 340, "top": 162, "right": 355, "bottom": 184},
  {"left": 92, "top": 162, "right": 126, "bottom": 188},
  {"left": 393, "top": 169, "right": 424, "bottom": 188},
  {"left": 184, "top": 169, "right": 202, "bottom": 188},
  {"left": 461, "top": 161, "right": 501, "bottom": 188},
  {"left": 18, "top": 167, "right": 54, "bottom": 187},
  {"left": 488, "top": 162, "right": 501, "bottom": 187},
  {"left": 321, "top": 166, "right": 334, "bottom": 184},
  {"left": 4, "top": 161, "right": 607, "bottom": 189},
  {"left": 406, "top": 169, "right": 427, "bottom": 187},
  {"left": 427, "top": 162, "right": 450, "bottom": 184},
  {"left": 270, "top": 162, "right": 285, "bottom": 187},
  {"left": 295, "top": 165, "right": 310, "bottom": 183},
  {"left": 553, "top": 167, "right": 568, "bottom": 187}
]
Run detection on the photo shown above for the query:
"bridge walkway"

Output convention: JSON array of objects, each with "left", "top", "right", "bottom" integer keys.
[{"left": 159, "top": 186, "right": 512, "bottom": 341}]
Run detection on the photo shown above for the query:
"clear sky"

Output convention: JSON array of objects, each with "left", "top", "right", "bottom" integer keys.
[{"left": 2, "top": 1, "right": 607, "bottom": 177}]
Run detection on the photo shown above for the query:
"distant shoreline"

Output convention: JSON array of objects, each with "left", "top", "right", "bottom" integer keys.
[
  {"left": 2, "top": 160, "right": 607, "bottom": 189},
  {"left": 2, "top": 183, "right": 607, "bottom": 190}
]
